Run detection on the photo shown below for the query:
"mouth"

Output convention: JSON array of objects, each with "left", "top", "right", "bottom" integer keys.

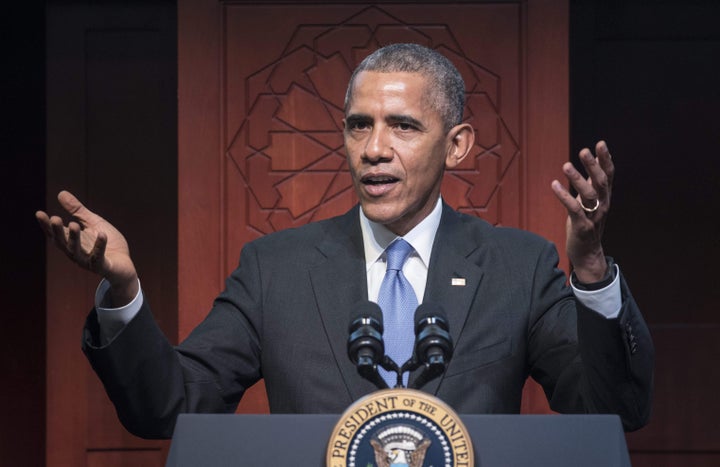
[
  {"left": 359, "top": 173, "right": 400, "bottom": 196},
  {"left": 361, "top": 174, "right": 399, "bottom": 185}
]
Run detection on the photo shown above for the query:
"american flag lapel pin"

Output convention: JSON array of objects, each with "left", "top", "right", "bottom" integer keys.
[{"left": 451, "top": 277, "right": 466, "bottom": 287}]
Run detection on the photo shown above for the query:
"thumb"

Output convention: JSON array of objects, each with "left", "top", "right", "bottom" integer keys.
[{"left": 57, "top": 190, "right": 95, "bottom": 222}]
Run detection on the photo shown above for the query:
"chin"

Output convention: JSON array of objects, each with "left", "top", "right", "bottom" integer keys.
[{"left": 360, "top": 204, "right": 400, "bottom": 225}]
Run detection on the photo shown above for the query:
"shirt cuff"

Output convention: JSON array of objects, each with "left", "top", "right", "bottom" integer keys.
[
  {"left": 571, "top": 263, "right": 622, "bottom": 319},
  {"left": 94, "top": 278, "right": 143, "bottom": 345}
]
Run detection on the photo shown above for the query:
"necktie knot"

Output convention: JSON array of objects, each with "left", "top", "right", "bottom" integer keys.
[{"left": 385, "top": 239, "right": 414, "bottom": 271}]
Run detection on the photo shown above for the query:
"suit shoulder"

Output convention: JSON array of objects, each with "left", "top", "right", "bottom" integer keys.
[
  {"left": 243, "top": 209, "right": 357, "bottom": 255},
  {"left": 452, "top": 210, "right": 552, "bottom": 249}
]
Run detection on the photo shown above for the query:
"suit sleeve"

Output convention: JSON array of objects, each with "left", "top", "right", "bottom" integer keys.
[
  {"left": 575, "top": 275, "right": 654, "bottom": 430},
  {"left": 526, "top": 242, "right": 654, "bottom": 432},
  {"left": 82, "top": 242, "right": 265, "bottom": 439}
]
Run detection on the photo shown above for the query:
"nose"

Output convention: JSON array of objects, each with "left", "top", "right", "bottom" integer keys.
[{"left": 363, "top": 126, "right": 392, "bottom": 162}]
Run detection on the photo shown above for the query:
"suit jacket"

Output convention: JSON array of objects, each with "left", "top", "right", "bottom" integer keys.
[{"left": 83, "top": 203, "right": 654, "bottom": 439}]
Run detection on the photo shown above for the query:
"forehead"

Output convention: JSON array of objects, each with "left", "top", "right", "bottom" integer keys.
[{"left": 347, "top": 71, "right": 433, "bottom": 114}]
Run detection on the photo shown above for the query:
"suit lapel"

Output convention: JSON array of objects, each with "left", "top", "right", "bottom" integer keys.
[
  {"left": 309, "top": 203, "right": 486, "bottom": 399},
  {"left": 409, "top": 204, "right": 484, "bottom": 393},
  {"left": 308, "top": 206, "right": 379, "bottom": 401}
]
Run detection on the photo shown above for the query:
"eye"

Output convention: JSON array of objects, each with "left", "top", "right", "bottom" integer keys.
[
  {"left": 395, "top": 122, "right": 416, "bottom": 131},
  {"left": 389, "top": 116, "right": 422, "bottom": 132},
  {"left": 351, "top": 121, "right": 370, "bottom": 130}
]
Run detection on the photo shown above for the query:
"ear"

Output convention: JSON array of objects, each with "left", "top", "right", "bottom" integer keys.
[{"left": 444, "top": 123, "right": 475, "bottom": 169}]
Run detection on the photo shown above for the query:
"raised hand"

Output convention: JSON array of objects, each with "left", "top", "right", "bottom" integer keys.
[
  {"left": 551, "top": 140, "right": 614, "bottom": 283},
  {"left": 36, "top": 190, "right": 138, "bottom": 306}
]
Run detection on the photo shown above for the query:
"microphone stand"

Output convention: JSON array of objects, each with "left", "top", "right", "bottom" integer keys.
[
  {"left": 409, "top": 352, "right": 447, "bottom": 389},
  {"left": 358, "top": 353, "right": 448, "bottom": 390},
  {"left": 377, "top": 352, "right": 449, "bottom": 390},
  {"left": 356, "top": 353, "right": 389, "bottom": 390},
  {"left": 379, "top": 356, "right": 404, "bottom": 388}
]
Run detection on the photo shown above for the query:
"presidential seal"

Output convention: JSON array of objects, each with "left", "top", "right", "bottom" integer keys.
[{"left": 326, "top": 388, "right": 474, "bottom": 467}]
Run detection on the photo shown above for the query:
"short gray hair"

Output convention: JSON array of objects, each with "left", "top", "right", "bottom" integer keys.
[{"left": 344, "top": 43, "right": 466, "bottom": 131}]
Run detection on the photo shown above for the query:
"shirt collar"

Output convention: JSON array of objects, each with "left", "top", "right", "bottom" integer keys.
[{"left": 360, "top": 197, "right": 443, "bottom": 270}]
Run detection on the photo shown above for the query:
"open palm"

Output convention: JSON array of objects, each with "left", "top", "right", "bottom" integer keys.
[{"left": 36, "top": 190, "right": 138, "bottom": 304}]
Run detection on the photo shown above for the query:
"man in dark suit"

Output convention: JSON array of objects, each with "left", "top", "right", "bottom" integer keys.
[{"left": 36, "top": 44, "right": 653, "bottom": 439}]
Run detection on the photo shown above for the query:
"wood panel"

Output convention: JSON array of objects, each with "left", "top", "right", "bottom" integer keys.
[
  {"left": 221, "top": 2, "right": 526, "bottom": 264},
  {"left": 523, "top": 0, "right": 569, "bottom": 414},
  {"left": 86, "top": 450, "right": 166, "bottom": 467},
  {"left": 630, "top": 454, "right": 720, "bottom": 467},
  {"left": 569, "top": 1, "right": 720, "bottom": 465},
  {"left": 625, "top": 326, "right": 720, "bottom": 451},
  {"left": 179, "top": 0, "right": 569, "bottom": 416},
  {"left": 45, "top": 3, "right": 177, "bottom": 465}
]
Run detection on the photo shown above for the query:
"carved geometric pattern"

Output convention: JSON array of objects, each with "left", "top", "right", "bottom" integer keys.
[{"left": 225, "top": 5, "right": 521, "bottom": 243}]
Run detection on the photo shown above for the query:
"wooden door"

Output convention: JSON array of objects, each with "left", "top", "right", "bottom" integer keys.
[
  {"left": 178, "top": 0, "right": 569, "bottom": 415},
  {"left": 45, "top": 3, "right": 177, "bottom": 465}
]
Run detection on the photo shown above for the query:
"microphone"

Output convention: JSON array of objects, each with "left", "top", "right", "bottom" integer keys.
[
  {"left": 410, "top": 303, "right": 453, "bottom": 389},
  {"left": 347, "top": 301, "right": 389, "bottom": 389}
]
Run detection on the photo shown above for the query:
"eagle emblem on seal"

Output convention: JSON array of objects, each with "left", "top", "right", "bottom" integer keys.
[{"left": 369, "top": 424, "right": 431, "bottom": 467}]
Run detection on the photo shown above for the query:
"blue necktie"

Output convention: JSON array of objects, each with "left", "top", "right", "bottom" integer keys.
[{"left": 377, "top": 239, "right": 418, "bottom": 387}]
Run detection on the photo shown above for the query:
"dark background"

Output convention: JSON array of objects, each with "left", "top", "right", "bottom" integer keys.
[
  {"left": 3, "top": 2, "right": 47, "bottom": 466},
  {"left": 3, "top": 1, "right": 719, "bottom": 465}
]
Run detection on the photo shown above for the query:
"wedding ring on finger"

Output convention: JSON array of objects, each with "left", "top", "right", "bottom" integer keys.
[{"left": 580, "top": 198, "right": 600, "bottom": 213}]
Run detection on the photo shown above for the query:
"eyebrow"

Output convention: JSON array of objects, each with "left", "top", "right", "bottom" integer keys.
[{"left": 345, "top": 114, "right": 372, "bottom": 127}]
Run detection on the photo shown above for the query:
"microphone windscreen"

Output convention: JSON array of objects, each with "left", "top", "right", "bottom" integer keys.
[
  {"left": 348, "top": 301, "right": 383, "bottom": 330},
  {"left": 414, "top": 302, "right": 447, "bottom": 323}
]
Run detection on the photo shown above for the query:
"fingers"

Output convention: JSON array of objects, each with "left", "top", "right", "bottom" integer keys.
[
  {"left": 45, "top": 215, "right": 103, "bottom": 269},
  {"left": 595, "top": 140, "right": 614, "bottom": 187},
  {"left": 551, "top": 179, "right": 586, "bottom": 220},
  {"left": 579, "top": 141, "right": 612, "bottom": 201},
  {"left": 49, "top": 215, "right": 69, "bottom": 252},
  {"left": 562, "top": 159, "right": 597, "bottom": 205},
  {"left": 558, "top": 141, "right": 613, "bottom": 214},
  {"left": 35, "top": 210, "right": 53, "bottom": 237},
  {"left": 35, "top": 192, "right": 86, "bottom": 247},
  {"left": 552, "top": 139, "right": 616, "bottom": 219},
  {"left": 37, "top": 191, "right": 118, "bottom": 277},
  {"left": 67, "top": 222, "right": 82, "bottom": 258},
  {"left": 88, "top": 232, "right": 107, "bottom": 272}
]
